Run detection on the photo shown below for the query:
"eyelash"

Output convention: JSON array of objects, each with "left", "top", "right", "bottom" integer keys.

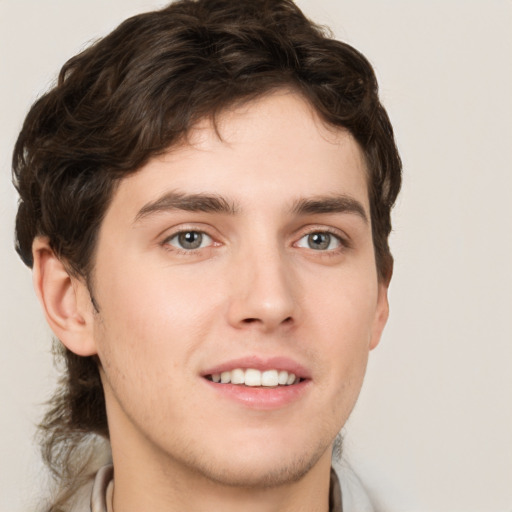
[
  {"left": 295, "top": 228, "right": 350, "bottom": 254},
  {"left": 160, "top": 227, "right": 350, "bottom": 255},
  {"left": 161, "top": 228, "right": 217, "bottom": 254}
]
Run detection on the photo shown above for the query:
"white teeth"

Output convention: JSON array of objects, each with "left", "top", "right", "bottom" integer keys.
[
  {"left": 209, "top": 368, "right": 300, "bottom": 387},
  {"left": 278, "top": 370, "right": 289, "bottom": 385},
  {"left": 261, "top": 370, "right": 278, "bottom": 387},
  {"left": 231, "top": 368, "right": 245, "bottom": 385},
  {"left": 244, "top": 368, "right": 261, "bottom": 387}
]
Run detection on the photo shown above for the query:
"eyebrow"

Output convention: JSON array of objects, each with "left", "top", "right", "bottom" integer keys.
[
  {"left": 291, "top": 195, "right": 369, "bottom": 223},
  {"left": 134, "top": 191, "right": 239, "bottom": 223},
  {"left": 134, "top": 191, "right": 368, "bottom": 224}
]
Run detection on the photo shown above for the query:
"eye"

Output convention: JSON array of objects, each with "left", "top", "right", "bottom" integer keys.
[
  {"left": 296, "top": 232, "right": 342, "bottom": 251},
  {"left": 165, "top": 230, "right": 213, "bottom": 250}
]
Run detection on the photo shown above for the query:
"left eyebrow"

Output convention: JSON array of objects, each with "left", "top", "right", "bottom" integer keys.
[
  {"left": 291, "top": 195, "right": 369, "bottom": 224},
  {"left": 134, "top": 191, "right": 239, "bottom": 223}
]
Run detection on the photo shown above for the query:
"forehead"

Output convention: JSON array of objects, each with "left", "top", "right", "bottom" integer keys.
[
  {"left": 109, "top": 91, "right": 369, "bottom": 218},
  {"left": 188, "top": 90, "right": 349, "bottom": 150}
]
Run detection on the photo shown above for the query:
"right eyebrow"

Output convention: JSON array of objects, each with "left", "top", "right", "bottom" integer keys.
[
  {"left": 291, "top": 194, "right": 369, "bottom": 224},
  {"left": 134, "top": 191, "right": 239, "bottom": 224}
]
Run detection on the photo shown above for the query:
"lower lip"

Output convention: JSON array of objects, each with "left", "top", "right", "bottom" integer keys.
[{"left": 202, "top": 378, "right": 311, "bottom": 410}]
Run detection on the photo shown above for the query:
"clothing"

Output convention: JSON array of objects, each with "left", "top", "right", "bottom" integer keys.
[
  {"left": 82, "top": 461, "right": 373, "bottom": 512},
  {"left": 333, "top": 460, "right": 375, "bottom": 512}
]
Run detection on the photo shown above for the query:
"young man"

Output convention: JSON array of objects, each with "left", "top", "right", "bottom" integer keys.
[{"left": 13, "top": 0, "right": 401, "bottom": 510}]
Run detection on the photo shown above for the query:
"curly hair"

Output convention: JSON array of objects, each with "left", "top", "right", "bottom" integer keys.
[{"left": 12, "top": 0, "right": 401, "bottom": 508}]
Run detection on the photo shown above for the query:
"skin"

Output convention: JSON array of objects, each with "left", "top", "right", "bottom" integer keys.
[{"left": 33, "top": 90, "right": 389, "bottom": 512}]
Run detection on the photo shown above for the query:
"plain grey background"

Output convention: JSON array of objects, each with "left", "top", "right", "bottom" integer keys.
[{"left": 1, "top": 1, "right": 511, "bottom": 511}]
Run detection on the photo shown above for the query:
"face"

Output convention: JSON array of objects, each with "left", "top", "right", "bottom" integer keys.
[{"left": 87, "top": 91, "right": 389, "bottom": 488}]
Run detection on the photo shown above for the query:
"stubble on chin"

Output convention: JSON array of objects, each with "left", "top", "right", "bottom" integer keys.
[{"left": 168, "top": 433, "right": 336, "bottom": 490}]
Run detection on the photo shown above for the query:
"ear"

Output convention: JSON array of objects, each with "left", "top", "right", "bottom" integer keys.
[
  {"left": 32, "top": 237, "right": 97, "bottom": 356},
  {"left": 369, "top": 276, "right": 391, "bottom": 351}
]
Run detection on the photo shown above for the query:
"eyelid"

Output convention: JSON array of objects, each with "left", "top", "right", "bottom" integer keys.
[
  {"left": 293, "top": 226, "right": 351, "bottom": 251},
  {"left": 166, "top": 231, "right": 213, "bottom": 249},
  {"left": 159, "top": 224, "right": 221, "bottom": 251}
]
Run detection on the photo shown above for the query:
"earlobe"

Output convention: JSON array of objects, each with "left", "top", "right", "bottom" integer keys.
[
  {"left": 369, "top": 281, "right": 390, "bottom": 351},
  {"left": 32, "top": 237, "right": 97, "bottom": 356}
]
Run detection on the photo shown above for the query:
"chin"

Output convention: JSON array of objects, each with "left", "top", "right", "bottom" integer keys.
[
  {"left": 178, "top": 431, "right": 333, "bottom": 489},
  {"left": 195, "top": 452, "right": 323, "bottom": 489}
]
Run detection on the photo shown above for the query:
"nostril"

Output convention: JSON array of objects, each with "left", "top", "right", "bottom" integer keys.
[
  {"left": 242, "top": 318, "right": 259, "bottom": 324},
  {"left": 242, "top": 316, "right": 293, "bottom": 326}
]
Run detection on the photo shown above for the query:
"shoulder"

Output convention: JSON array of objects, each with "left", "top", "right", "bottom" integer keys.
[
  {"left": 333, "top": 460, "right": 375, "bottom": 512},
  {"left": 70, "top": 465, "right": 113, "bottom": 512}
]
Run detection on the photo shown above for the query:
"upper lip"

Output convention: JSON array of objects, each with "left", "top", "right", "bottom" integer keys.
[{"left": 201, "top": 355, "right": 311, "bottom": 379}]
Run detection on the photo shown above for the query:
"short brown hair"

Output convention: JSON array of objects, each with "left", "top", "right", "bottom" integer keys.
[{"left": 12, "top": 0, "right": 401, "bottom": 505}]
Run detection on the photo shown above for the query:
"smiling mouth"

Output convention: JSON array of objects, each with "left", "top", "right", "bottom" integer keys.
[{"left": 204, "top": 368, "right": 305, "bottom": 387}]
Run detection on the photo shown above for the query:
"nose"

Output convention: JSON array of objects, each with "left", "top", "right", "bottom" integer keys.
[{"left": 226, "top": 247, "right": 299, "bottom": 332}]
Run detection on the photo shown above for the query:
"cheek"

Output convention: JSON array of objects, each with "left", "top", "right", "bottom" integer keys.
[
  {"left": 312, "top": 271, "right": 379, "bottom": 348},
  {"left": 92, "top": 257, "right": 226, "bottom": 392},
  {"left": 318, "top": 318, "right": 371, "bottom": 427},
  {"left": 309, "top": 273, "right": 378, "bottom": 405},
  {"left": 97, "top": 256, "right": 215, "bottom": 334}
]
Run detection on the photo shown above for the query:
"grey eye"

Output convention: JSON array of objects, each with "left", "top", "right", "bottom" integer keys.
[
  {"left": 296, "top": 232, "right": 341, "bottom": 251},
  {"left": 167, "top": 231, "right": 212, "bottom": 250},
  {"left": 308, "top": 232, "right": 331, "bottom": 250}
]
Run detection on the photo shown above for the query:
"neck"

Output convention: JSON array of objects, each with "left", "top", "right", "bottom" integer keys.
[
  {"left": 108, "top": 422, "right": 332, "bottom": 512},
  {"left": 111, "top": 447, "right": 332, "bottom": 512}
]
